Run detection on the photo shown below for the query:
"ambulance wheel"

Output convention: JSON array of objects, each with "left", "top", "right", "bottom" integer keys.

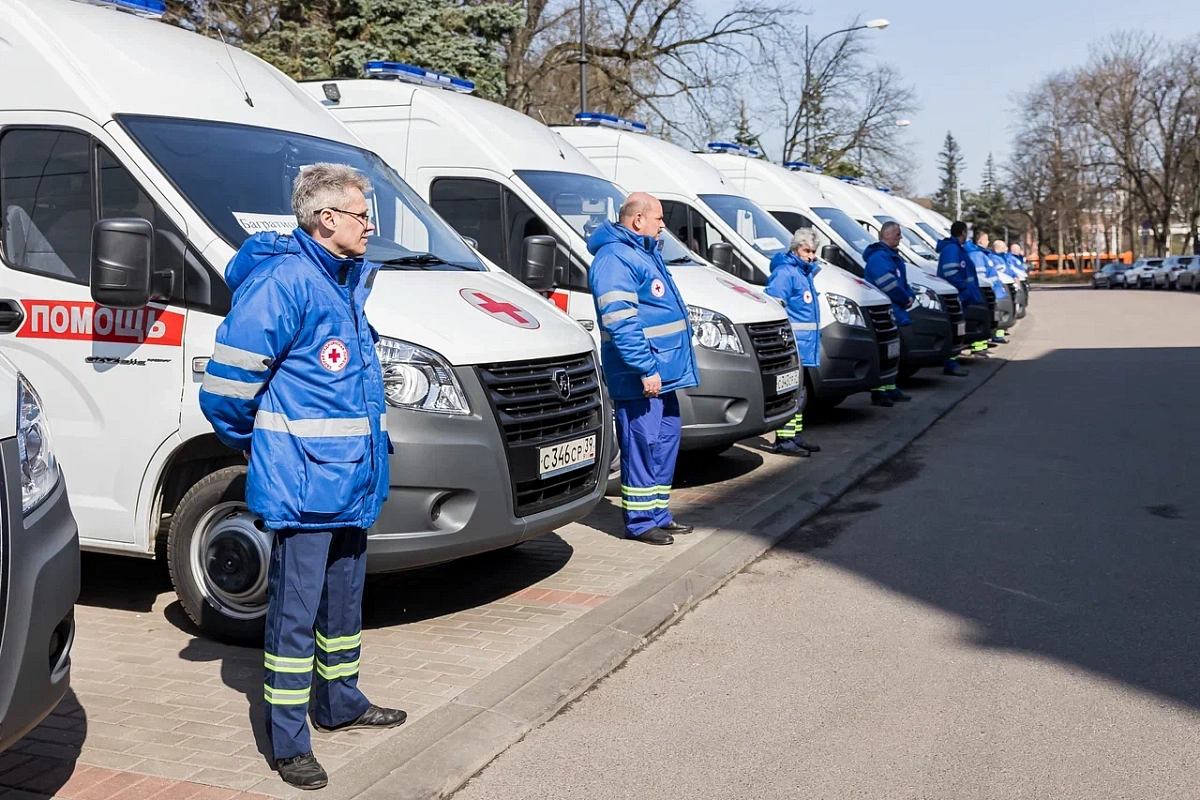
[{"left": 168, "top": 466, "right": 272, "bottom": 643}]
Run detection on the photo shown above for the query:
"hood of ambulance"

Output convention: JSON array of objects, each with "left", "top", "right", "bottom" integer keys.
[{"left": 667, "top": 264, "right": 787, "bottom": 324}]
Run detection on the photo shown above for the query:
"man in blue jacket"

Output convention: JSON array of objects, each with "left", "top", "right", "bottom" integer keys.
[
  {"left": 863, "top": 221, "right": 914, "bottom": 406},
  {"left": 200, "top": 164, "right": 405, "bottom": 790},
  {"left": 589, "top": 192, "right": 699, "bottom": 546},
  {"left": 936, "top": 221, "right": 984, "bottom": 372},
  {"left": 765, "top": 229, "right": 822, "bottom": 456},
  {"left": 966, "top": 229, "right": 1010, "bottom": 344}
]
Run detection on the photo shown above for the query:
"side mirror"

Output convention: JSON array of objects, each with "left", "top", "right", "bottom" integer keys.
[
  {"left": 520, "top": 235, "right": 557, "bottom": 292},
  {"left": 708, "top": 242, "right": 734, "bottom": 273},
  {"left": 91, "top": 218, "right": 154, "bottom": 309},
  {"left": 820, "top": 243, "right": 842, "bottom": 264},
  {"left": 461, "top": 235, "right": 479, "bottom": 250}
]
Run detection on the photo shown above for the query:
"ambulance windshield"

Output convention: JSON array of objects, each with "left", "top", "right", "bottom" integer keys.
[
  {"left": 119, "top": 115, "right": 484, "bottom": 270},
  {"left": 916, "top": 221, "right": 947, "bottom": 242},
  {"left": 875, "top": 216, "right": 937, "bottom": 259},
  {"left": 697, "top": 194, "right": 791, "bottom": 257},
  {"left": 515, "top": 170, "right": 701, "bottom": 266},
  {"left": 812, "top": 207, "right": 875, "bottom": 256}
]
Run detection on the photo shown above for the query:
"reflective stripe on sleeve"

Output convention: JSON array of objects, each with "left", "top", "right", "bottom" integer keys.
[
  {"left": 255, "top": 411, "right": 371, "bottom": 438},
  {"left": 212, "top": 342, "right": 274, "bottom": 373},
  {"left": 201, "top": 373, "right": 264, "bottom": 399},
  {"left": 876, "top": 276, "right": 899, "bottom": 290},
  {"left": 643, "top": 319, "right": 688, "bottom": 338},
  {"left": 601, "top": 308, "right": 639, "bottom": 326},
  {"left": 596, "top": 290, "right": 639, "bottom": 307}
]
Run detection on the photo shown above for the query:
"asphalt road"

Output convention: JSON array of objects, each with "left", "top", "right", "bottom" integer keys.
[{"left": 450, "top": 286, "right": 1200, "bottom": 800}]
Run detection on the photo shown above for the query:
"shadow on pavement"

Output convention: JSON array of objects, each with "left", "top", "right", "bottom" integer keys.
[
  {"left": 77, "top": 551, "right": 168, "bottom": 614},
  {"left": 0, "top": 688, "right": 87, "bottom": 796},
  {"left": 768, "top": 344, "right": 1200, "bottom": 713}
]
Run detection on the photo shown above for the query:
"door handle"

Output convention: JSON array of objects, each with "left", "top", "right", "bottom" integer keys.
[{"left": 0, "top": 299, "right": 24, "bottom": 334}]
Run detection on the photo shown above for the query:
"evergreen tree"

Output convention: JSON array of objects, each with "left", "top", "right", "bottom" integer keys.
[
  {"left": 932, "top": 132, "right": 965, "bottom": 219},
  {"left": 965, "top": 153, "right": 1008, "bottom": 234},
  {"left": 732, "top": 100, "right": 766, "bottom": 158}
]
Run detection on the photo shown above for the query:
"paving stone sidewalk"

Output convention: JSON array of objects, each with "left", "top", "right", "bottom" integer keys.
[{"left": 0, "top": 359, "right": 1001, "bottom": 799}]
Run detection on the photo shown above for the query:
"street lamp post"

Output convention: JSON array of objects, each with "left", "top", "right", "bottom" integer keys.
[
  {"left": 802, "top": 18, "right": 888, "bottom": 163},
  {"left": 578, "top": 0, "right": 588, "bottom": 113}
]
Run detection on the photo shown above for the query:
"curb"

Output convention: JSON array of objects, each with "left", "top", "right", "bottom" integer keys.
[{"left": 330, "top": 354, "right": 1014, "bottom": 800}]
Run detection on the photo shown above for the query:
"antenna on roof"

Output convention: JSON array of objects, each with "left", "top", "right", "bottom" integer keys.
[
  {"left": 536, "top": 110, "right": 566, "bottom": 161},
  {"left": 217, "top": 31, "right": 254, "bottom": 108}
]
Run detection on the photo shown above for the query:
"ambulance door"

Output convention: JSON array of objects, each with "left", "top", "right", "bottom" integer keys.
[{"left": 0, "top": 120, "right": 187, "bottom": 545}]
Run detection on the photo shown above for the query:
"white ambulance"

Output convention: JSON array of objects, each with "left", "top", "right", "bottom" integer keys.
[
  {"left": 699, "top": 155, "right": 966, "bottom": 377},
  {"left": 557, "top": 129, "right": 898, "bottom": 406},
  {"left": 0, "top": 0, "right": 607, "bottom": 640},
  {"left": 301, "top": 70, "right": 800, "bottom": 456}
]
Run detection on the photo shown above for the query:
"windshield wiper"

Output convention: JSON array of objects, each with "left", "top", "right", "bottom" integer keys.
[
  {"left": 376, "top": 253, "right": 474, "bottom": 271},
  {"left": 667, "top": 256, "right": 697, "bottom": 264}
]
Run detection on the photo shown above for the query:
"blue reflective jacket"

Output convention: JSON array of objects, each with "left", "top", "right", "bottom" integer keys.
[
  {"left": 765, "top": 250, "right": 821, "bottom": 367},
  {"left": 965, "top": 241, "right": 1009, "bottom": 300},
  {"left": 200, "top": 229, "right": 390, "bottom": 531},
  {"left": 863, "top": 241, "right": 915, "bottom": 326},
  {"left": 936, "top": 237, "right": 985, "bottom": 305},
  {"left": 587, "top": 222, "right": 699, "bottom": 403},
  {"left": 1004, "top": 252, "right": 1028, "bottom": 279}
]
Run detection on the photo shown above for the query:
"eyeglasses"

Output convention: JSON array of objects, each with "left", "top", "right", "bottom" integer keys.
[{"left": 323, "top": 207, "right": 372, "bottom": 226}]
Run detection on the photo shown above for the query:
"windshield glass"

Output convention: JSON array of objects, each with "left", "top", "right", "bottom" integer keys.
[
  {"left": 119, "top": 115, "right": 484, "bottom": 270},
  {"left": 916, "top": 221, "right": 946, "bottom": 242},
  {"left": 813, "top": 207, "right": 874, "bottom": 255},
  {"left": 699, "top": 194, "right": 792, "bottom": 257},
  {"left": 517, "top": 170, "right": 701, "bottom": 265},
  {"left": 875, "top": 215, "right": 937, "bottom": 259}
]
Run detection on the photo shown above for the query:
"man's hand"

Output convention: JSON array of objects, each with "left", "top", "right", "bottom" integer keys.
[{"left": 642, "top": 373, "right": 662, "bottom": 398}]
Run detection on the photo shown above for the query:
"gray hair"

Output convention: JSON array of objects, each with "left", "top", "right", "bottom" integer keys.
[
  {"left": 292, "top": 163, "right": 373, "bottom": 233},
  {"left": 790, "top": 228, "right": 819, "bottom": 252},
  {"left": 880, "top": 220, "right": 902, "bottom": 238}
]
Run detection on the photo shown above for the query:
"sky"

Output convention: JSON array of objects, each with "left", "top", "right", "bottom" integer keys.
[{"left": 710, "top": 0, "right": 1200, "bottom": 196}]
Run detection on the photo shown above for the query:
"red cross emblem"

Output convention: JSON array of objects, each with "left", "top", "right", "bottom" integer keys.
[
  {"left": 319, "top": 339, "right": 349, "bottom": 372},
  {"left": 459, "top": 288, "right": 540, "bottom": 329},
  {"left": 717, "top": 277, "right": 767, "bottom": 303}
]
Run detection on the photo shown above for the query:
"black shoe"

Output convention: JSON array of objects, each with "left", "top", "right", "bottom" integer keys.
[
  {"left": 276, "top": 752, "right": 328, "bottom": 790},
  {"left": 871, "top": 392, "right": 894, "bottom": 408},
  {"left": 795, "top": 439, "right": 821, "bottom": 453},
  {"left": 312, "top": 705, "right": 407, "bottom": 733},
  {"left": 943, "top": 363, "right": 970, "bottom": 377},
  {"left": 771, "top": 440, "right": 809, "bottom": 457},
  {"left": 887, "top": 389, "right": 912, "bottom": 402},
  {"left": 628, "top": 528, "right": 674, "bottom": 545},
  {"left": 661, "top": 521, "right": 694, "bottom": 534}
]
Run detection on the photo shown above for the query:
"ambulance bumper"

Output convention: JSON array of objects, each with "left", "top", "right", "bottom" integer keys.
[
  {"left": 964, "top": 302, "right": 993, "bottom": 343},
  {"left": 807, "top": 322, "right": 882, "bottom": 400},
  {"left": 679, "top": 341, "right": 798, "bottom": 451},
  {"left": 995, "top": 294, "right": 1017, "bottom": 329},
  {"left": 0, "top": 438, "right": 78, "bottom": 752},
  {"left": 365, "top": 364, "right": 607, "bottom": 573},
  {"left": 902, "top": 308, "right": 954, "bottom": 368}
]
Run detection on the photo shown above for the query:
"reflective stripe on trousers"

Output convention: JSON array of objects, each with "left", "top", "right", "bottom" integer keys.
[
  {"left": 615, "top": 393, "right": 682, "bottom": 537},
  {"left": 775, "top": 412, "right": 804, "bottom": 439}
]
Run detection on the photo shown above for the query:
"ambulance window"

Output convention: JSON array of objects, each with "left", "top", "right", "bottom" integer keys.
[
  {"left": 429, "top": 178, "right": 504, "bottom": 268},
  {"left": 502, "top": 189, "right": 552, "bottom": 279},
  {"left": 770, "top": 211, "right": 831, "bottom": 251},
  {"left": 0, "top": 129, "right": 93, "bottom": 284},
  {"left": 661, "top": 201, "right": 709, "bottom": 256}
]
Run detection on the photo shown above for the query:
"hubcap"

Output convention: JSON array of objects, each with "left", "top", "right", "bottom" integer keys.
[{"left": 189, "top": 502, "right": 273, "bottom": 621}]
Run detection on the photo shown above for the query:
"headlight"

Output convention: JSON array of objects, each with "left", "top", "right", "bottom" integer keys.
[
  {"left": 825, "top": 292, "right": 867, "bottom": 328},
  {"left": 687, "top": 306, "right": 744, "bottom": 353},
  {"left": 910, "top": 283, "right": 943, "bottom": 311},
  {"left": 17, "top": 373, "right": 60, "bottom": 515},
  {"left": 376, "top": 337, "right": 470, "bottom": 415}
]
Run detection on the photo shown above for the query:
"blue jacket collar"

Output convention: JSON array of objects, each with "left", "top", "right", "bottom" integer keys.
[
  {"left": 769, "top": 249, "right": 817, "bottom": 276},
  {"left": 293, "top": 226, "right": 363, "bottom": 284},
  {"left": 587, "top": 220, "right": 662, "bottom": 257}
]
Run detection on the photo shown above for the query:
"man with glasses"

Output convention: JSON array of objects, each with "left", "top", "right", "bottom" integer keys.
[{"left": 200, "top": 163, "right": 405, "bottom": 790}]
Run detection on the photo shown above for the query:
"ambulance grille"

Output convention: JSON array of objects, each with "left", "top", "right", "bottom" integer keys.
[
  {"left": 981, "top": 285, "right": 997, "bottom": 321},
  {"left": 746, "top": 321, "right": 802, "bottom": 419},
  {"left": 940, "top": 293, "right": 966, "bottom": 349},
  {"left": 476, "top": 352, "right": 603, "bottom": 517},
  {"left": 866, "top": 306, "right": 900, "bottom": 378}
]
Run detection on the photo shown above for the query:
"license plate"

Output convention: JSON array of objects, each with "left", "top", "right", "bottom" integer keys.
[
  {"left": 538, "top": 434, "right": 597, "bottom": 478},
  {"left": 887, "top": 340, "right": 900, "bottom": 359},
  {"left": 775, "top": 369, "right": 800, "bottom": 394},
  {"left": 956, "top": 322, "right": 966, "bottom": 337}
]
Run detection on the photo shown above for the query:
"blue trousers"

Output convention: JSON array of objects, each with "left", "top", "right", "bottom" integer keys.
[
  {"left": 263, "top": 528, "right": 371, "bottom": 760},
  {"left": 615, "top": 392, "right": 682, "bottom": 536}
]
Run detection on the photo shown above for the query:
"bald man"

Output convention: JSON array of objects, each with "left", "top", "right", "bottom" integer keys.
[{"left": 588, "top": 192, "right": 699, "bottom": 546}]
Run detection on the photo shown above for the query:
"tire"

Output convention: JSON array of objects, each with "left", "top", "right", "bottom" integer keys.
[{"left": 167, "top": 466, "right": 272, "bottom": 642}]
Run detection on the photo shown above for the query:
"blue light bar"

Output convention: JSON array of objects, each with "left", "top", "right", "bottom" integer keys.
[
  {"left": 838, "top": 176, "right": 869, "bottom": 187},
  {"left": 784, "top": 161, "right": 823, "bottom": 174},
  {"left": 80, "top": 0, "right": 165, "bottom": 16},
  {"left": 574, "top": 113, "right": 647, "bottom": 133},
  {"left": 363, "top": 61, "right": 475, "bottom": 93},
  {"left": 705, "top": 141, "right": 759, "bottom": 157},
  {"left": 878, "top": 187, "right": 893, "bottom": 194}
]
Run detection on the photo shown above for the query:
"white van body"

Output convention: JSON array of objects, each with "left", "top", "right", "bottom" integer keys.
[
  {"left": 303, "top": 78, "right": 801, "bottom": 451},
  {"left": 699, "top": 156, "right": 965, "bottom": 373},
  {"left": 0, "top": 0, "right": 606, "bottom": 638},
  {"left": 556, "top": 128, "right": 899, "bottom": 402}
]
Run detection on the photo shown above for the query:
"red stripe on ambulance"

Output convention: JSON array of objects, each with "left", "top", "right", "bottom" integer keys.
[{"left": 16, "top": 300, "right": 184, "bottom": 347}]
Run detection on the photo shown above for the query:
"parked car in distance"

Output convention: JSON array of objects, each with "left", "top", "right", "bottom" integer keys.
[
  {"left": 1176, "top": 256, "right": 1200, "bottom": 290},
  {"left": 0, "top": 354, "right": 79, "bottom": 752},
  {"left": 1092, "top": 262, "right": 1128, "bottom": 289},
  {"left": 1161, "top": 255, "right": 1197, "bottom": 289},
  {"left": 1124, "top": 258, "right": 1165, "bottom": 289}
]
